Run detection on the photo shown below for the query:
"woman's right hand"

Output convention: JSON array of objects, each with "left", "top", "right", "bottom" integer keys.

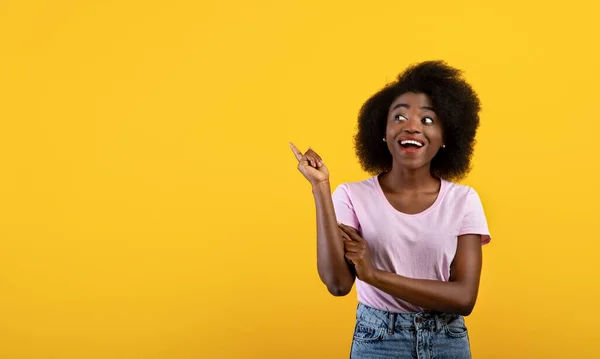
[{"left": 289, "top": 142, "right": 330, "bottom": 186}]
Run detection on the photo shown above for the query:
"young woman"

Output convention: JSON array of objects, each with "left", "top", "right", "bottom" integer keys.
[{"left": 289, "top": 61, "right": 491, "bottom": 359}]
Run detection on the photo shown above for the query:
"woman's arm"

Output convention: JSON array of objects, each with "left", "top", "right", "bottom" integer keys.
[
  {"left": 313, "top": 181, "right": 356, "bottom": 296},
  {"left": 289, "top": 143, "right": 355, "bottom": 296},
  {"left": 341, "top": 223, "right": 482, "bottom": 315},
  {"left": 367, "top": 234, "right": 482, "bottom": 315}
]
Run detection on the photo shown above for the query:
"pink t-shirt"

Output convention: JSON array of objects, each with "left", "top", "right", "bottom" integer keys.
[{"left": 332, "top": 175, "right": 491, "bottom": 313}]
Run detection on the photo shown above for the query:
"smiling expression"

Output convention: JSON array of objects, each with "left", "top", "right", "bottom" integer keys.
[{"left": 384, "top": 92, "right": 444, "bottom": 171}]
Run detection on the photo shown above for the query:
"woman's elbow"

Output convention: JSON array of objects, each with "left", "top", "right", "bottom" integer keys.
[
  {"left": 456, "top": 296, "right": 477, "bottom": 316},
  {"left": 319, "top": 269, "right": 354, "bottom": 296},
  {"left": 327, "top": 283, "right": 353, "bottom": 296},
  {"left": 457, "top": 305, "right": 474, "bottom": 317}
]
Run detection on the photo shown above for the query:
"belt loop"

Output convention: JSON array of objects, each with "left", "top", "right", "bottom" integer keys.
[{"left": 387, "top": 312, "right": 395, "bottom": 334}]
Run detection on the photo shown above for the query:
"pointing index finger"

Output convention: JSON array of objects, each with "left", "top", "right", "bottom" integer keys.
[{"left": 289, "top": 142, "right": 304, "bottom": 161}]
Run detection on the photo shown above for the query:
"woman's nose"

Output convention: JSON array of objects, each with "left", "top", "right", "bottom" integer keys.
[{"left": 402, "top": 117, "right": 422, "bottom": 133}]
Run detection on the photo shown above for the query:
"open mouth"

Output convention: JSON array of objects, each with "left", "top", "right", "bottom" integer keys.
[{"left": 399, "top": 139, "right": 424, "bottom": 152}]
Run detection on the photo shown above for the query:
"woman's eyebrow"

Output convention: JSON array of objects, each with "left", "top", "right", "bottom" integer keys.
[{"left": 391, "top": 103, "right": 435, "bottom": 112}]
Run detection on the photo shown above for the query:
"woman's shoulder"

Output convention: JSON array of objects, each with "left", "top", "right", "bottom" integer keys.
[
  {"left": 334, "top": 175, "right": 379, "bottom": 192},
  {"left": 442, "top": 179, "right": 474, "bottom": 193},
  {"left": 440, "top": 179, "right": 485, "bottom": 208},
  {"left": 332, "top": 176, "right": 380, "bottom": 203}
]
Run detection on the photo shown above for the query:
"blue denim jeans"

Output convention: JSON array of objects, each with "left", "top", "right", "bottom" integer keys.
[{"left": 350, "top": 303, "right": 471, "bottom": 359}]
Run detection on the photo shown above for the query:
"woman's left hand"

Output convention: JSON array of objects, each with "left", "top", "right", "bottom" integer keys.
[{"left": 339, "top": 224, "right": 377, "bottom": 283}]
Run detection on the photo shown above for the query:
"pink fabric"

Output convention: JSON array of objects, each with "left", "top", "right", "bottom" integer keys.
[{"left": 332, "top": 175, "right": 491, "bottom": 313}]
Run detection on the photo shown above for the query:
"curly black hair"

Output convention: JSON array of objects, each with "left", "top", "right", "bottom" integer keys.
[{"left": 354, "top": 60, "right": 481, "bottom": 182}]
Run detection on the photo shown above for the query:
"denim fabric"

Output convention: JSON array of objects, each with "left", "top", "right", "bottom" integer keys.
[{"left": 350, "top": 303, "right": 471, "bottom": 359}]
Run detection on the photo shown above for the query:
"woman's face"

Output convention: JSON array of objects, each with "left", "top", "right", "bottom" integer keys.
[{"left": 384, "top": 92, "right": 444, "bottom": 171}]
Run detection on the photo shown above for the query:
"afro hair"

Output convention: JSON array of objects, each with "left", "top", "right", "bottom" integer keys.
[{"left": 354, "top": 60, "right": 482, "bottom": 182}]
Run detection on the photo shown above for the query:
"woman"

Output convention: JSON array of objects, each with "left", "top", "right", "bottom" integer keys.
[{"left": 289, "top": 60, "right": 491, "bottom": 358}]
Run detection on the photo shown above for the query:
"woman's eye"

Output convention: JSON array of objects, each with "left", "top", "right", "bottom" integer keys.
[
  {"left": 395, "top": 114, "right": 407, "bottom": 121},
  {"left": 422, "top": 117, "right": 434, "bottom": 125}
]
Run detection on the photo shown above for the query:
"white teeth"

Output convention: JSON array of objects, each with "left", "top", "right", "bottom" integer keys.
[{"left": 400, "top": 140, "right": 424, "bottom": 147}]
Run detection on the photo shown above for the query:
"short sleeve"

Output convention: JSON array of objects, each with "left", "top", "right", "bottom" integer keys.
[
  {"left": 331, "top": 184, "right": 360, "bottom": 231},
  {"left": 459, "top": 188, "right": 492, "bottom": 245}
]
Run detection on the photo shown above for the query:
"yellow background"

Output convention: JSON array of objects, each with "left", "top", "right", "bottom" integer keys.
[{"left": 1, "top": 1, "right": 598, "bottom": 358}]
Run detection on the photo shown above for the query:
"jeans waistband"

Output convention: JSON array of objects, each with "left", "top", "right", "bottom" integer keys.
[{"left": 356, "top": 302, "right": 464, "bottom": 333}]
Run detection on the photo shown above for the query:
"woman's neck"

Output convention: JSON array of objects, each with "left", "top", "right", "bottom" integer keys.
[{"left": 380, "top": 165, "right": 439, "bottom": 192}]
